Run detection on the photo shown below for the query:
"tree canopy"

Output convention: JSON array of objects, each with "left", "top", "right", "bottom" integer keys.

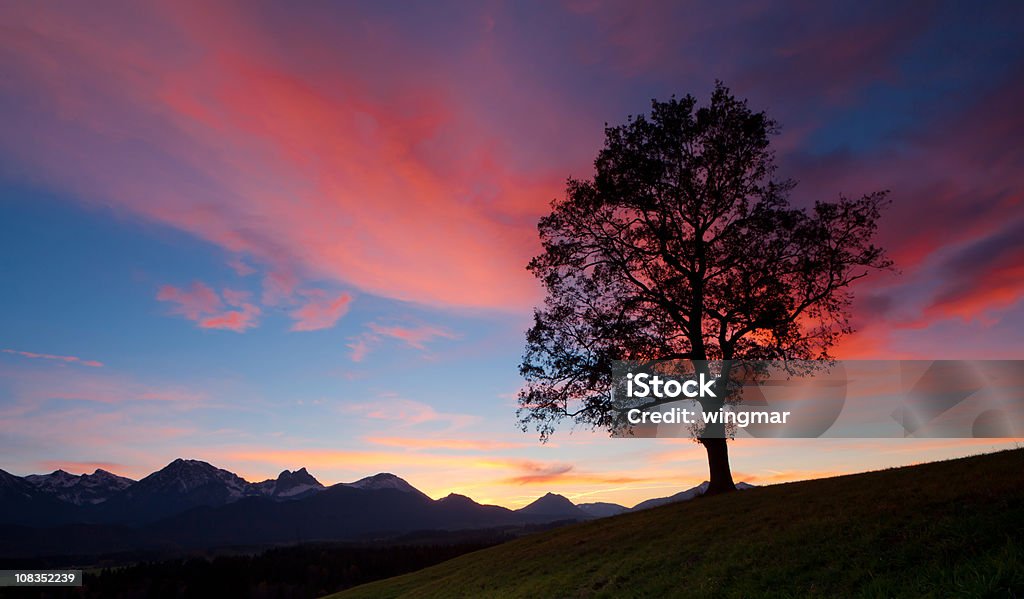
[{"left": 518, "top": 84, "right": 893, "bottom": 492}]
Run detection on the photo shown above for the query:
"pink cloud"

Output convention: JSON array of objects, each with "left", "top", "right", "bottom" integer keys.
[
  {"left": 157, "top": 281, "right": 261, "bottom": 332},
  {"left": 290, "top": 291, "right": 352, "bottom": 332},
  {"left": 156, "top": 281, "right": 220, "bottom": 320},
  {"left": 346, "top": 322, "right": 456, "bottom": 361},
  {"left": 343, "top": 397, "right": 478, "bottom": 430},
  {"left": 2, "top": 348, "right": 103, "bottom": 368},
  {"left": 0, "top": 365, "right": 206, "bottom": 407},
  {"left": 347, "top": 337, "right": 372, "bottom": 362},
  {"left": 221, "top": 288, "right": 252, "bottom": 307},
  {"left": 262, "top": 269, "right": 300, "bottom": 307},
  {"left": 0, "top": 0, "right": 1020, "bottom": 357},
  {"left": 367, "top": 323, "right": 457, "bottom": 350},
  {"left": 0, "top": 2, "right": 552, "bottom": 311},
  {"left": 226, "top": 255, "right": 256, "bottom": 276},
  {"left": 199, "top": 303, "right": 260, "bottom": 332}
]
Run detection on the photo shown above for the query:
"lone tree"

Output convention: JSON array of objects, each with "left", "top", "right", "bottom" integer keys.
[{"left": 519, "top": 84, "right": 892, "bottom": 495}]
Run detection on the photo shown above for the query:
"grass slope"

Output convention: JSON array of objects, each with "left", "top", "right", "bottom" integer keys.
[{"left": 328, "top": 449, "right": 1024, "bottom": 598}]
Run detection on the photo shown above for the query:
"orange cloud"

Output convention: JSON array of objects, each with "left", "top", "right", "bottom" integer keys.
[
  {"left": 925, "top": 260, "right": 1024, "bottom": 324},
  {"left": 501, "top": 462, "right": 573, "bottom": 484},
  {"left": 475, "top": 457, "right": 657, "bottom": 486},
  {"left": 731, "top": 469, "right": 843, "bottom": 484},
  {"left": 365, "top": 436, "right": 529, "bottom": 451},
  {"left": 830, "top": 326, "right": 894, "bottom": 359},
  {"left": 2, "top": 348, "right": 103, "bottom": 368},
  {"left": 506, "top": 472, "right": 657, "bottom": 486}
]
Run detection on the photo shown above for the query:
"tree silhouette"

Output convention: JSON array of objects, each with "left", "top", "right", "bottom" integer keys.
[{"left": 519, "top": 83, "right": 893, "bottom": 494}]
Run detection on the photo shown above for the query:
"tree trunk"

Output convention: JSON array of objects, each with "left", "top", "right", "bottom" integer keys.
[
  {"left": 700, "top": 437, "right": 736, "bottom": 495},
  {"left": 698, "top": 373, "right": 737, "bottom": 496}
]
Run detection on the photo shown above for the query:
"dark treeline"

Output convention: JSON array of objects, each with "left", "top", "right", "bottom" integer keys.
[{"left": 2, "top": 539, "right": 505, "bottom": 599}]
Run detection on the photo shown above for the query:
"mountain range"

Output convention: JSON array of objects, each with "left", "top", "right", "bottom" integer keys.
[{"left": 0, "top": 459, "right": 751, "bottom": 559}]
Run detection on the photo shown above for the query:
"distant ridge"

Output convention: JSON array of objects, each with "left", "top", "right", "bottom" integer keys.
[
  {"left": 576, "top": 501, "right": 628, "bottom": 518},
  {"left": 0, "top": 457, "right": 756, "bottom": 558},
  {"left": 3, "top": 459, "right": 755, "bottom": 518},
  {"left": 24, "top": 468, "right": 134, "bottom": 505}
]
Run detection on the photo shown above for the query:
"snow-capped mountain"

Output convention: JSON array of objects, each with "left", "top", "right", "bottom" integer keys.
[
  {"left": 0, "top": 468, "right": 82, "bottom": 526},
  {"left": 3, "top": 456, "right": 763, "bottom": 557},
  {"left": 90, "top": 458, "right": 264, "bottom": 523},
  {"left": 343, "top": 473, "right": 430, "bottom": 499},
  {"left": 7, "top": 459, "right": 334, "bottom": 525},
  {"left": 253, "top": 467, "right": 324, "bottom": 498},
  {"left": 1, "top": 468, "right": 48, "bottom": 502},
  {"left": 24, "top": 468, "right": 134, "bottom": 505},
  {"left": 137, "top": 458, "right": 253, "bottom": 498},
  {"left": 1, "top": 457, "right": 765, "bottom": 557}
]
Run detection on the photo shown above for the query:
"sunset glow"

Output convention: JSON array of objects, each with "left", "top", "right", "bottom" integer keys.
[{"left": 2, "top": 1, "right": 1022, "bottom": 510}]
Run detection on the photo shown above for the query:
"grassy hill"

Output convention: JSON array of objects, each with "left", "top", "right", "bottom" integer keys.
[{"left": 328, "top": 448, "right": 1024, "bottom": 598}]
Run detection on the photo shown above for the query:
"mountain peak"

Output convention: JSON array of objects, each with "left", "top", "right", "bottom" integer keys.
[
  {"left": 350, "top": 472, "right": 399, "bottom": 483},
  {"left": 167, "top": 457, "right": 209, "bottom": 468},
  {"left": 517, "top": 492, "right": 588, "bottom": 519},
  {"left": 160, "top": 458, "right": 213, "bottom": 474},
  {"left": 276, "top": 467, "right": 316, "bottom": 481},
  {"left": 344, "top": 473, "right": 428, "bottom": 499},
  {"left": 526, "top": 491, "right": 571, "bottom": 504},
  {"left": 139, "top": 458, "right": 250, "bottom": 498},
  {"left": 40, "top": 470, "right": 78, "bottom": 486},
  {"left": 91, "top": 468, "right": 123, "bottom": 479},
  {"left": 261, "top": 467, "right": 323, "bottom": 498}
]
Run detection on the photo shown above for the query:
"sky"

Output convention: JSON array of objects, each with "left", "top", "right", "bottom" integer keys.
[{"left": 1, "top": 1, "right": 1022, "bottom": 509}]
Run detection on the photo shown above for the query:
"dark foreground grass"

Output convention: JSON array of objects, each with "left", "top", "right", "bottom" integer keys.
[{"left": 328, "top": 449, "right": 1024, "bottom": 598}]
